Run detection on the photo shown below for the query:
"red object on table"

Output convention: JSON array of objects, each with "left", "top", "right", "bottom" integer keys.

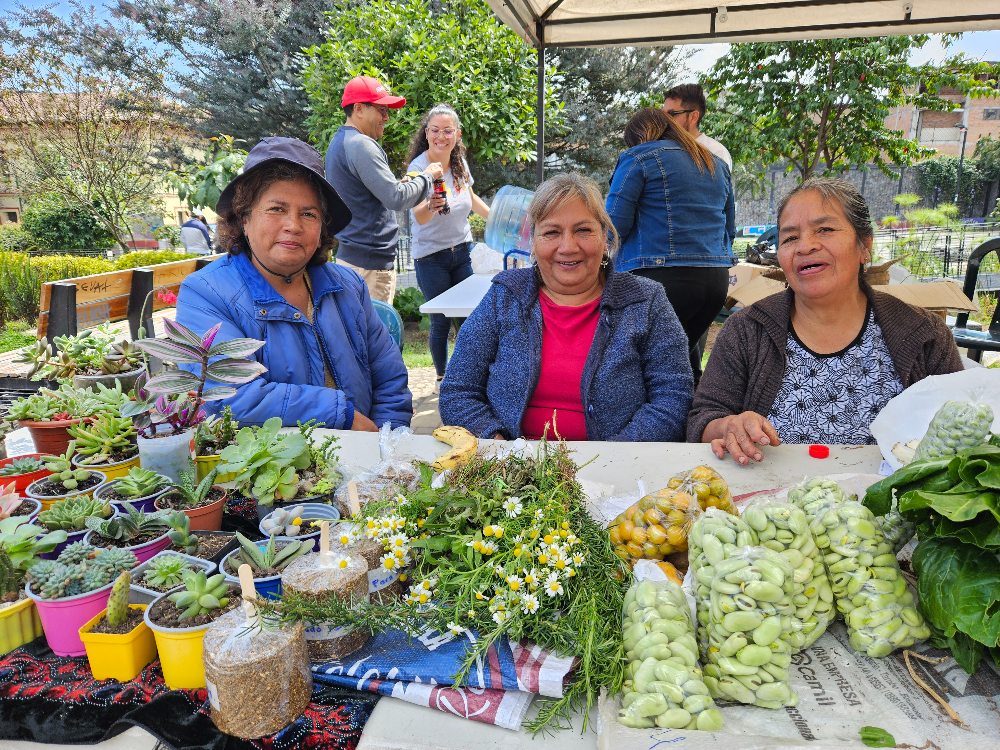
[{"left": 808, "top": 444, "right": 830, "bottom": 459}]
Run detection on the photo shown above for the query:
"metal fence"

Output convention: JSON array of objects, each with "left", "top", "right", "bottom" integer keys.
[{"left": 873, "top": 223, "right": 1000, "bottom": 289}]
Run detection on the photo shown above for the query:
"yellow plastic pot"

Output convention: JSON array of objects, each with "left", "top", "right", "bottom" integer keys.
[
  {"left": 0, "top": 597, "right": 43, "bottom": 655},
  {"left": 195, "top": 454, "right": 236, "bottom": 484},
  {"left": 144, "top": 606, "right": 210, "bottom": 689},
  {"left": 72, "top": 453, "right": 140, "bottom": 482},
  {"left": 79, "top": 604, "right": 156, "bottom": 681}
]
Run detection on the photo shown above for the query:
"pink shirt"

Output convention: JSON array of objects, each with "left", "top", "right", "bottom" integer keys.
[{"left": 521, "top": 292, "right": 601, "bottom": 441}]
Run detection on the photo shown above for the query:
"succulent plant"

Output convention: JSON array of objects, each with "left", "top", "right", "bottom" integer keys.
[
  {"left": 19, "top": 324, "right": 143, "bottom": 381},
  {"left": 37, "top": 494, "right": 113, "bottom": 531},
  {"left": 105, "top": 571, "right": 131, "bottom": 627},
  {"left": 42, "top": 443, "right": 95, "bottom": 491},
  {"left": 7, "top": 383, "right": 126, "bottom": 423},
  {"left": 6, "top": 391, "right": 64, "bottom": 422},
  {"left": 167, "top": 569, "right": 230, "bottom": 620},
  {"left": 112, "top": 467, "right": 171, "bottom": 499},
  {"left": 165, "top": 513, "right": 199, "bottom": 555},
  {"left": 0, "top": 457, "right": 47, "bottom": 476},
  {"left": 230, "top": 532, "right": 312, "bottom": 576},
  {"left": 165, "top": 468, "right": 218, "bottom": 510},
  {"left": 259, "top": 504, "right": 306, "bottom": 537},
  {"left": 194, "top": 407, "right": 238, "bottom": 456},
  {"left": 142, "top": 554, "right": 194, "bottom": 590},
  {"left": 27, "top": 542, "right": 137, "bottom": 599},
  {"left": 84, "top": 503, "right": 179, "bottom": 545},
  {"left": 68, "top": 413, "right": 137, "bottom": 465},
  {"left": 0, "top": 517, "right": 68, "bottom": 596},
  {"left": 219, "top": 417, "right": 310, "bottom": 506}
]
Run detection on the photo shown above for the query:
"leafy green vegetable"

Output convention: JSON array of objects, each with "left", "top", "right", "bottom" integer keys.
[
  {"left": 912, "top": 538, "right": 1000, "bottom": 672},
  {"left": 859, "top": 726, "right": 896, "bottom": 747},
  {"left": 863, "top": 457, "right": 952, "bottom": 516}
]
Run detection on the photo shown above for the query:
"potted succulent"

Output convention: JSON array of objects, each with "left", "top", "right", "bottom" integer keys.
[
  {"left": 129, "top": 550, "right": 215, "bottom": 604},
  {"left": 68, "top": 413, "right": 140, "bottom": 481},
  {"left": 78, "top": 571, "right": 157, "bottom": 681},
  {"left": 193, "top": 407, "right": 238, "bottom": 482},
  {"left": 154, "top": 468, "right": 227, "bottom": 531},
  {"left": 258, "top": 502, "right": 341, "bottom": 552},
  {"left": 0, "top": 454, "right": 52, "bottom": 494},
  {"left": 83, "top": 503, "right": 183, "bottom": 563},
  {"left": 219, "top": 419, "right": 342, "bottom": 518},
  {"left": 124, "top": 320, "right": 266, "bottom": 482},
  {"left": 1, "top": 481, "right": 41, "bottom": 524},
  {"left": 25, "top": 541, "right": 137, "bottom": 656},
  {"left": 219, "top": 533, "right": 311, "bottom": 600},
  {"left": 143, "top": 569, "right": 239, "bottom": 689},
  {"left": 7, "top": 383, "right": 128, "bottom": 456},
  {"left": 0, "top": 517, "right": 68, "bottom": 655},
  {"left": 24, "top": 443, "right": 107, "bottom": 511},
  {"left": 19, "top": 324, "right": 145, "bottom": 392},
  {"left": 95, "top": 466, "right": 172, "bottom": 513},
  {"left": 36, "top": 494, "right": 114, "bottom": 558}
]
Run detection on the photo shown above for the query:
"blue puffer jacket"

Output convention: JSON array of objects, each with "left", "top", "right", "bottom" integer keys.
[
  {"left": 439, "top": 268, "right": 693, "bottom": 441},
  {"left": 606, "top": 139, "right": 736, "bottom": 270},
  {"left": 175, "top": 252, "right": 411, "bottom": 429}
]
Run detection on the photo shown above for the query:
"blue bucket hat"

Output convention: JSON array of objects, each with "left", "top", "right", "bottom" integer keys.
[{"left": 216, "top": 136, "right": 351, "bottom": 237}]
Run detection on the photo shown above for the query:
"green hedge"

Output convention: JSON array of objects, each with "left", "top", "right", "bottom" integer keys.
[
  {"left": 113, "top": 250, "right": 191, "bottom": 270},
  {"left": 0, "top": 251, "right": 114, "bottom": 325}
]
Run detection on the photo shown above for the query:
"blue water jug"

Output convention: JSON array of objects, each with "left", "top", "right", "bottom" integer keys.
[{"left": 484, "top": 185, "right": 534, "bottom": 256}]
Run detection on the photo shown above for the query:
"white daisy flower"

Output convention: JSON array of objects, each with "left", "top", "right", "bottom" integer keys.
[
  {"left": 492, "top": 610, "right": 508, "bottom": 625},
  {"left": 521, "top": 593, "right": 540, "bottom": 614},
  {"left": 544, "top": 572, "right": 564, "bottom": 598},
  {"left": 503, "top": 496, "right": 523, "bottom": 518},
  {"left": 447, "top": 621, "right": 463, "bottom": 636}
]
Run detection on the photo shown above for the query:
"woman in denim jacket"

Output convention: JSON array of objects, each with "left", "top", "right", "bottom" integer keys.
[
  {"left": 606, "top": 108, "right": 736, "bottom": 383},
  {"left": 440, "top": 173, "right": 693, "bottom": 442}
]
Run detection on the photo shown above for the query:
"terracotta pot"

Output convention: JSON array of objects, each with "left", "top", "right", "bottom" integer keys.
[
  {"left": 0, "top": 454, "right": 52, "bottom": 494},
  {"left": 154, "top": 488, "right": 227, "bottom": 532},
  {"left": 18, "top": 418, "right": 82, "bottom": 456}
]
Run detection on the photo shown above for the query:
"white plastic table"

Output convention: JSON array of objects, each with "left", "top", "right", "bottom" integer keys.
[{"left": 418, "top": 272, "right": 496, "bottom": 318}]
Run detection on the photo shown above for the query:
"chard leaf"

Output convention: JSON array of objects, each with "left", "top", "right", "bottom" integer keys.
[
  {"left": 899, "top": 489, "right": 1000, "bottom": 523},
  {"left": 863, "top": 459, "right": 952, "bottom": 516}
]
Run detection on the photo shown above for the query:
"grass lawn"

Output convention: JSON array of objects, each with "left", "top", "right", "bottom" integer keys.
[
  {"left": 402, "top": 318, "right": 455, "bottom": 370},
  {"left": 0, "top": 321, "right": 34, "bottom": 354}
]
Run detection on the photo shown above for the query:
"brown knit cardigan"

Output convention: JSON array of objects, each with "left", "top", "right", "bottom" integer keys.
[{"left": 685, "top": 283, "right": 964, "bottom": 442}]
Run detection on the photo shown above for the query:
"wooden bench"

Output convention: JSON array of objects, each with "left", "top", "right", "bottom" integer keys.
[{"left": 37, "top": 254, "right": 224, "bottom": 344}]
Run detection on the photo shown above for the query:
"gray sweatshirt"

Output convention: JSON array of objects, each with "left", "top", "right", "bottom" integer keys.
[{"left": 325, "top": 125, "right": 431, "bottom": 270}]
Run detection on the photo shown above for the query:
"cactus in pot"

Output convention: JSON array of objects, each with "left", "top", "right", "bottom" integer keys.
[
  {"left": 105, "top": 571, "right": 132, "bottom": 628},
  {"left": 27, "top": 542, "right": 137, "bottom": 600}
]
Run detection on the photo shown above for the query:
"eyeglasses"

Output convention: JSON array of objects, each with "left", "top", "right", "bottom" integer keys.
[
  {"left": 366, "top": 103, "right": 389, "bottom": 116},
  {"left": 427, "top": 127, "right": 457, "bottom": 137},
  {"left": 665, "top": 109, "right": 695, "bottom": 117}
]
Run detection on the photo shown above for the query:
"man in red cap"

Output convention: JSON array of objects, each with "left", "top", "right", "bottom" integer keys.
[{"left": 325, "top": 75, "right": 443, "bottom": 303}]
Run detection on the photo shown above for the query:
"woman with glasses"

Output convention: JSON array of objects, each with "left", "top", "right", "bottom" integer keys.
[
  {"left": 404, "top": 104, "right": 491, "bottom": 383},
  {"left": 606, "top": 107, "right": 736, "bottom": 385},
  {"left": 440, "top": 173, "right": 693, "bottom": 442}
]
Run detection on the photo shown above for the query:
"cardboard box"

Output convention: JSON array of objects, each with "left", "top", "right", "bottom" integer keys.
[
  {"left": 726, "top": 262, "right": 772, "bottom": 308},
  {"left": 727, "top": 276, "right": 977, "bottom": 319}
]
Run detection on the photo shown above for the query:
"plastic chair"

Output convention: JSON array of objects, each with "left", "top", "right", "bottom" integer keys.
[
  {"left": 952, "top": 237, "right": 1000, "bottom": 363},
  {"left": 371, "top": 299, "right": 404, "bottom": 351}
]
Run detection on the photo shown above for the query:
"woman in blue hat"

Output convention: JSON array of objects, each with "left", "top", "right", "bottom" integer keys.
[{"left": 175, "top": 136, "right": 412, "bottom": 430}]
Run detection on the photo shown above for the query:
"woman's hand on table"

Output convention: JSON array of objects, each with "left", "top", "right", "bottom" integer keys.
[
  {"left": 703, "top": 411, "right": 781, "bottom": 465},
  {"left": 351, "top": 411, "right": 378, "bottom": 432}
]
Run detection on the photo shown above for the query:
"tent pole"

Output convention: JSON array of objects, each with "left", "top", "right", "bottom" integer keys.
[{"left": 536, "top": 21, "right": 545, "bottom": 186}]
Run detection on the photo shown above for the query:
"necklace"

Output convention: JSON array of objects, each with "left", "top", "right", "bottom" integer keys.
[{"left": 251, "top": 250, "right": 307, "bottom": 284}]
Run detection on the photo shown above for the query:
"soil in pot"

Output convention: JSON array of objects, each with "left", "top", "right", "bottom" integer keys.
[
  {"left": 75, "top": 448, "right": 139, "bottom": 468},
  {"left": 1, "top": 590, "right": 26, "bottom": 609},
  {"left": 90, "top": 608, "right": 144, "bottom": 636},
  {"left": 156, "top": 487, "right": 226, "bottom": 512},
  {"left": 28, "top": 474, "right": 103, "bottom": 497},
  {"left": 90, "top": 531, "right": 164, "bottom": 549},
  {"left": 99, "top": 486, "right": 162, "bottom": 504},
  {"left": 193, "top": 533, "right": 235, "bottom": 560},
  {"left": 147, "top": 589, "right": 241, "bottom": 629},
  {"left": 10, "top": 501, "right": 37, "bottom": 518}
]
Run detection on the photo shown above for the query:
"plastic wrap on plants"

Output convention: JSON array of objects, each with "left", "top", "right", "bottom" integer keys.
[
  {"left": 203, "top": 607, "right": 311, "bottom": 739},
  {"left": 332, "top": 424, "right": 419, "bottom": 517}
]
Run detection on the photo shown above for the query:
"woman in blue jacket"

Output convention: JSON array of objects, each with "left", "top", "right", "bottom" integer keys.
[
  {"left": 175, "top": 137, "right": 411, "bottom": 430},
  {"left": 440, "top": 173, "right": 692, "bottom": 442},
  {"left": 606, "top": 107, "right": 736, "bottom": 383}
]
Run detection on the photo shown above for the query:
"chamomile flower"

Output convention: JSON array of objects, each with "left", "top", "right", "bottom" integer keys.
[
  {"left": 479, "top": 539, "right": 497, "bottom": 555},
  {"left": 521, "top": 593, "right": 540, "bottom": 614},
  {"left": 534, "top": 508, "right": 545, "bottom": 521},
  {"left": 333, "top": 554, "right": 352, "bottom": 569},
  {"left": 544, "top": 572, "right": 564, "bottom": 598},
  {"left": 419, "top": 577, "right": 437, "bottom": 592},
  {"left": 387, "top": 533, "right": 408, "bottom": 549},
  {"left": 503, "top": 497, "right": 523, "bottom": 517},
  {"left": 572, "top": 552, "right": 585, "bottom": 567},
  {"left": 523, "top": 569, "right": 540, "bottom": 590},
  {"left": 447, "top": 621, "right": 463, "bottom": 636},
  {"left": 380, "top": 553, "right": 399, "bottom": 570},
  {"left": 492, "top": 610, "right": 508, "bottom": 625},
  {"left": 507, "top": 575, "right": 523, "bottom": 592}
]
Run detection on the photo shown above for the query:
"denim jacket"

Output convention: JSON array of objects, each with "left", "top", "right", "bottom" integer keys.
[
  {"left": 175, "top": 252, "right": 411, "bottom": 429},
  {"left": 439, "top": 268, "right": 693, "bottom": 441},
  {"left": 606, "top": 139, "right": 736, "bottom": 270}
]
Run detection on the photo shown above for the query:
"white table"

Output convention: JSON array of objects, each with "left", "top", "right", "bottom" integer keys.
[
  {"left": 3, "top": 433, "right": 884, "bottom": 750},
  {"left": 418, "top": 272, "right": 496, "bottom": 318}
]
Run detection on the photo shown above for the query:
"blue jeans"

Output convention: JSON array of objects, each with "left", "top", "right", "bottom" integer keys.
[{"left": 414, "top": 242, "right": 474, "bottom": 377}]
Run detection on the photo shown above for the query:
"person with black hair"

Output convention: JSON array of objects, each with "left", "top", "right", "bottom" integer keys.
[{"left": 662, "top": 83, "right": 732, "bottom": 171}]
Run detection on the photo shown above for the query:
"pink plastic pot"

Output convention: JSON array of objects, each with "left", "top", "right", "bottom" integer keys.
[
  {"left": 84, "top": 531, "right": 172, "bottom": 564},
  {"left": 26, "top": 581, "right": 114, "bottom": 657}
]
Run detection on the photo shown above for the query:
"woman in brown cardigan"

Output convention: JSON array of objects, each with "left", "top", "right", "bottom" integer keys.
[{"left": 688, "top": 177, "right": 962, "bottom": 464}]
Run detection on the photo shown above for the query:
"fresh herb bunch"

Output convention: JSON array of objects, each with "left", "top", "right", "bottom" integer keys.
[
  {"left": 43, "top": 442, "right": 94, "bottom": 491},
  {"left": 67, "top": 413, "right": 137, "bottom": 465},
  {"left": 0, "top": 456, "right": 47, "bottom": 476},
  {"left": 37, "top": 495, "right": 113, "bottom": 531},
  {"left": 218, "top": 417, "right": 310, "bottom": 506},
  {"left": 142, "top": 554, "right": 194, "bottom": 590},
  {"left": 113, "top": 467, "right": 171, "bottom": 499},
  {"left": 264, "top": 442, "right": 630, "bottom": 734},
  {"left": 194, "top": 407, "right": 238, "bottom": 456}
]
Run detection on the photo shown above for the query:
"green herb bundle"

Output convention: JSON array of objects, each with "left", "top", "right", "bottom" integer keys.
[{"left": 265, "top": 442, "right": 630, "bottom": 733}]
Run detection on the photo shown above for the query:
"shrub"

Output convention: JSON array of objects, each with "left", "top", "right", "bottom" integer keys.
[
  {"left": 0, "top": 224, "right": 35, "bottom": 252},
  {"left": 151, "top": 225, "right": 182, "bottom": 248},
  {"left": 114, "top": 250, "right": 190, "bottom": 270},
  {"left": 393, "top": 287, "right": 425, "bottom": 323},
  {"left": 468, "top": 213, "right": 486, "bottom": 242},
  {"left": 20, "top": 193, "right": 115, "bottom": 251},
  {"left": 0, "top": 252, "right": 113, "bottom": 325}
]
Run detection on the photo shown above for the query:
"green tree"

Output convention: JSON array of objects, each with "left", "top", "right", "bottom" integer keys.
[
  {"left": 703, "top": 37, "right": 1000, "bottom": 181},
  {"left": 21, "top": 193, "right": 116, "bottom": 251},
  {"left": 301, "top": 0, "right": 557, "bottom": 174},
  {"left": 914, "top": 156, "right": 982, "bottom": 215},
  {"left": 168, "top": 136, "right": 248, "bottom": 212}
]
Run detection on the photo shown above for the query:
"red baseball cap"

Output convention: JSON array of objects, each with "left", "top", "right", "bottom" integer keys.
[{"left": 341, "top": 76, "right": 406, "bottom": 108}]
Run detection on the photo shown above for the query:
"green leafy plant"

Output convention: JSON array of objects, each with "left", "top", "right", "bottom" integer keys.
[
  {"left": 6, "top": 382, "right": 128, "bottom": 422},
  {"left": 84, "top": 503, "right": 178, "bottom": 545},
  {"left": 229, "top": 532, "right": 311, "bottom": 576},
  {"left": 142, "top": 554, "right": 195, "bottom": 590},
  {"left": 113, "top": 250, "right": 190, "bottom": 270},
  {"left": 26, "top": 542, "right": 136, "bottom": 599},
  {"left": 6, "top": 391, "right": 65, "bottom": 422},
  {"left": 0, "top": 456, "right": 48, "bottom": 476},
  {"left": 105, "top": 571, "right": 131, "bottom": 628},
  {"left": 37, "top": 495, "right": 113, "bottom": 532},
  {"left": 21, "top": 192, "right": 116, "bottom": 251},
  {"left": 164, "top": 469, "right": 219, "bottom": 510},
  {"left": 298, "top": 421, "right": 341, "bottom": 497},
  {"left": 218, "top": 417, "right": 310, "bottom": 506},
  {"left": 20, "top": 323, "right": 143, "bottom": 380},
  {"left": 165, "top": 513, "right": 199, "bottom": 555},
  {"left": 67, "top": 413, "right": 137, "bottom": 465},
  {"left": 42, "top": 442, "right": 95, "bottom": 491},
  {"left": 393, "top": 287, "right": 425, "bottom": 323},
  {"left": 112, "top": 467, "right": 171, "bottom": 499},
  {"left": 194, "top": 407, "right": 238, "bottom": 456},
  {"left": 167, "top": 569, "right": 230, "bottom": 620},
  {"left": 0, "top": 517, "right": 68, "bottom": 596}
]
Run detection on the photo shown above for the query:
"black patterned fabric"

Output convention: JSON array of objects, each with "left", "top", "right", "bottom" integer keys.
[
  {"left": 767, "top": 307, "right": 904, "bottom": 445},
  {"left": 0, "top": 637, "right": 378, "bottom": 750}
]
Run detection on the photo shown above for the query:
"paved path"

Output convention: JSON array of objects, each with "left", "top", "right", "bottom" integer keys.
[{"left": 408, "top": 366, "right": 442, "bottom": 435}]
